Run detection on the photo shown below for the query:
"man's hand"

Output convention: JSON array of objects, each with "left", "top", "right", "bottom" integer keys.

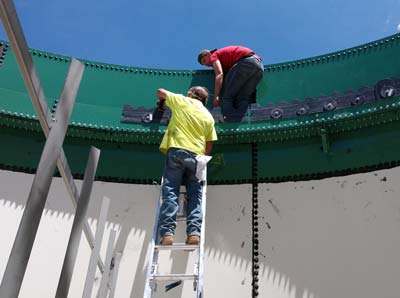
[
  {"left": 213, "top": 96, "right": 220, "bottom": 107},
  {"left": 156, "top": 88, "right": 169, "bottom": 111},
  {"left": 157, "top": 88, "right": 169, "bottom": 100}
]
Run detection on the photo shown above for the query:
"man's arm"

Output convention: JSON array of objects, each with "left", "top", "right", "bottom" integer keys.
[
  {"left": 212, "top": 60, "right": 223, "bottom": 107},
  {"left": 205, "top": 141, "right": 213, "bottom": 156}
]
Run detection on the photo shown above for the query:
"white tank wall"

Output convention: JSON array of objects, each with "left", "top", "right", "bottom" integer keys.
[{"left": 0, "top": 167, "right": 399, "bottom": 298}]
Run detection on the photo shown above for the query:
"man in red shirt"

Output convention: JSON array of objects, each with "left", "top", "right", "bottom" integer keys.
[{"left": 198, "top": 46, "right": 264, "bottom": 122}]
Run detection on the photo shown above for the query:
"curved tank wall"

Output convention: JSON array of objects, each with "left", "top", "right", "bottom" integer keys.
[
  {"left": 0, "top": 34, "right": 400, "bottom": 183},
  {"left": 1, "top": 167, "right": 399, "bottom": 298}
]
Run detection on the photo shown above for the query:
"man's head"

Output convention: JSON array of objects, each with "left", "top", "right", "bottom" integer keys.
[
  {"left": 188, "top": 86, "right": 209, "bottom": 105},
  {"left": 197, "top": 49, "right": 217, "bottom": 66}
]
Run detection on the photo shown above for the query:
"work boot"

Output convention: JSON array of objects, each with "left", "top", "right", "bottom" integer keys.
[
  {"left": 160, "top": 235, "right": 174, "bottom": 245},
  {"left": 186, "top": 235, "right": 200, "bottom": 245}
]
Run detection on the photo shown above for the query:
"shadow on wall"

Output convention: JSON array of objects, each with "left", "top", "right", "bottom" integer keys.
[{"left": 256, "top": 168, "right": 400, "bottom": 298}]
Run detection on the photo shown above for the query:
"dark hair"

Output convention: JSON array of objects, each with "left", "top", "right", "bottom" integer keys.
[
  {"left": 189, "top": 86, "right": 209, "bottom": 105},
  {"left": 197, "top": 50, "right": 209, "bottom": 64},
  {"left": 197, "top": 48, "right": 217, "bottom": 64}
]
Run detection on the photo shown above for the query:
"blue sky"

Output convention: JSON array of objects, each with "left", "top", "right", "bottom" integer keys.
[{"left": 1, "top": 0, "right": 400, "bottom": 70}]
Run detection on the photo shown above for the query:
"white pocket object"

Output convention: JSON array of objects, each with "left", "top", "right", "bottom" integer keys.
[{"left": 195, "top": 155, "right": 212, "bottom": 181}]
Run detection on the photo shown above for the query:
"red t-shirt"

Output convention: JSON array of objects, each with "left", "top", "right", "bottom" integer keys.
[{"left": 210, "top": 46, "right": 254, "bottom": 71}]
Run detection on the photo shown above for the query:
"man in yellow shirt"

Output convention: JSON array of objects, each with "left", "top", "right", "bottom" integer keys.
[{"left": 157, "top": 86, "right": 218, "bottom": 245}]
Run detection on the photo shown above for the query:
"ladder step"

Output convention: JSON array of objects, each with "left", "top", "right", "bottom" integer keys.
[
  {"left": 155, "top": 243, "right": 199, "bottom": 251},
  {"left": 150, "top": 273, "right": 198, "bottom": 281},
  {"left": 176, "top": 216, "right": 186, "bottom": 222}
]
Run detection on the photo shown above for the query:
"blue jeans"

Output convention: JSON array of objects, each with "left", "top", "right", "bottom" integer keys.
[
  {"left": 159, "top": 148, "right": 203, "bottom": 237},
  {"left": 222, "top": 55, "right": 264, "bottom": 122}
]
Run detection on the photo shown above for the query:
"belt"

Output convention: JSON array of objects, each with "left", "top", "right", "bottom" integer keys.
[{"left": 242, "top": 53, "right": 262, "bottom": 62}]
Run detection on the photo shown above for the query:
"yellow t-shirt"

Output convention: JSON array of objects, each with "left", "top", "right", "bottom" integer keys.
[{"left": 159, "top": 92, "right": 218, "bottom": 155}]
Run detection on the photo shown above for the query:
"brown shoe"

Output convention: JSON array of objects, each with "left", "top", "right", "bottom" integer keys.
[
  {"left": 160, "top": 235, "right": 174, "bottom": 245},
  {"left": 186, "top": 235, "right": 200, "bottom": 245}
]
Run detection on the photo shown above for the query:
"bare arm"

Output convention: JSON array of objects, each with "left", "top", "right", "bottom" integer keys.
[
  {"left": 212, "top": 60, "right": 223, "bottom": 107},
  {"left": 205, "top": 141, "right": 213, "bottom": 156}
]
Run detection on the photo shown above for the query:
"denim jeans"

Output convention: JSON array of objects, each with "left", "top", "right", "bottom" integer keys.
[
  {"left": 222, "top": 55, "right": 264, "bottom": 122},
  {"left": 159, "top": 148, "right": 203, "bottom": 237}
]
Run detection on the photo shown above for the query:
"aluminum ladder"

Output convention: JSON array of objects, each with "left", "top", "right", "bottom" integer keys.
[{"left": 143, "top": 177, "right": 207, "bottom": 298}]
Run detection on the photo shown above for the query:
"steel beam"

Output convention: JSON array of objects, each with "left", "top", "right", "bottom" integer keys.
[
  {"left": 82, "top": 197, "right": 111, "bottom": 298},
  {"left": 108, "top": 252, "right": 122, "bottom": 298},
  {"left": 55, "top": 146, "right": 100, "bottom": 298},
  {"left": 0, "top": 59, "right": 83, "bottom": 298},
  {"left": 0, "top": 0, "right": 104, "bottom": 273},
  {"left": 97, "top": 230, "right": 117, "bottom": 298}
]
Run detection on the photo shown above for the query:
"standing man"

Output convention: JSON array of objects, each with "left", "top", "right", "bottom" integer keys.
[
  {"left": 157, "top": 86, "right": 218, "bottom": 245},
  {"left": 198, "top": 46, "right": 264, "bottom": 122}
]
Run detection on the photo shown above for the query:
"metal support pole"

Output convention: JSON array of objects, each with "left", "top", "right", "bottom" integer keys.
[
  {"left": 108, "top": 252, "right": 122, "bottom": 298},
  {"left": 0, "top": 0, "right": 52, "bottom": 130},
  {"left": 97, "top": 230, "right": 117, "bottom": 298},
  {"left": 0, "top": 59, "right": 83, "bottom": 298},
  {"left": 82, "top": 197, "right": 111, "bottom": 298},
  {"left": 0, "top": 0, "right": 105, "bottom": 273},
  {"left": 55, "top": 146, "right": 100, "bottom": 298}
]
